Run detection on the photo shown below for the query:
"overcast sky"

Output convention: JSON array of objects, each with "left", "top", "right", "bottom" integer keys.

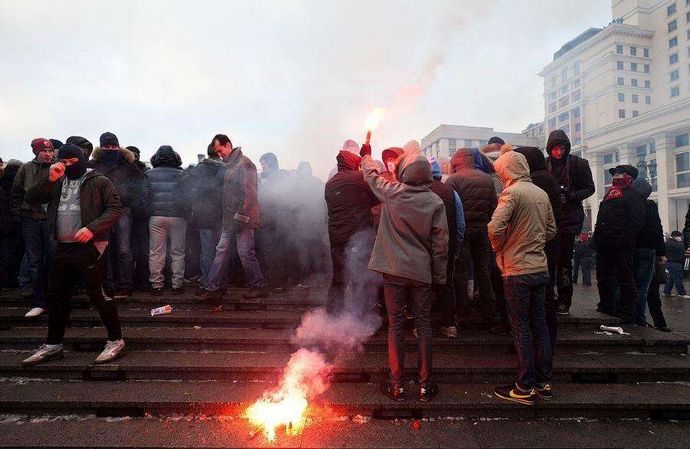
[{"left": 0, "top": 0, "right": 610, "bottom": 178}]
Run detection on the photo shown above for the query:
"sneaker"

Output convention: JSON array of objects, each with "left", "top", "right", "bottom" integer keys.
[
  {"left": 662, "top": 293, "right": 675, "bottom": 298},
  {"left": 535, "top": 383, "right": 553, "bottom": 400},
  {"left": 150, "top": 288, "right": 164, "bottom": 297},
  {"left": 114, "top": 289, "right": 131, "bottom": 299},
  {"left": 94, "top": 339, "right": 125, "bottom": 364},
  {"left": 439, "top": 326, "right": 458, "bottom": 339},
  {"left": 296, "top": 283, "right": 310, "bottom": 289},
  {"left": 243, "top": 287, "right": 270, "bottom": 299},
  {"left": 21, "top": 344, "right": 64, "bottom": 366},
  {"left": 679, "top": 295, "right": 690, "bottom": 300},
  {"left": 494, "top": 384, "right": 536, "bottom": 406},
  {"left": 24, "top": 307, "right": 46, "bottom": 318},
  {"left": 556, "top": 305, "right": 570, "bottom": 316},
  {"left": 419, "top": 382, "right": 439, "bottom": 402},
  {"left": 171, "top": 287, "right": 185, "bottom": 295},
  {"left": 379, "top": 381, "right": 405, "bottom": 402}
]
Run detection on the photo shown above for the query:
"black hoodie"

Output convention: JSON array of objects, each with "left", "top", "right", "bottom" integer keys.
[{"left": 545, "top": 130, "right": 595, "bottom": 234}]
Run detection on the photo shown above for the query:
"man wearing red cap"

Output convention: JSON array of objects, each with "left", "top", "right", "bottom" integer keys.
[{"left": 10, "top": 138, "right": 55, "bottom": 318}]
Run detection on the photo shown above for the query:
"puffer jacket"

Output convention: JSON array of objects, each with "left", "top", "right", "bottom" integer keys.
[
  {"left": 89, "top": 147, "right": 145, "bottom": 213},
  {"left": 488, "top": 151, "right": 557, "bottom": 276},
  {"left": 362, "top": 153, "right": 448, "bottom": 285},
  {"left": 144, "top": 146, "right": 186, "bottom": 218},
  {"left": 188, "top": 157, "right": 226, "bottom": 228},
  {"left": 545, "top": 130, "right": 595, "bottom": 234},
  {"left": 325, "top": 151, "right": 379, "bottom": 247},
  {"left": 10, "top": 159, "right": 52, "bottom": 219},
  {"left": 666, "top": 238, "right": 685, "bottom": 263},
  {"left": 445, "top": 148, "right": 497, "bottom": 228},
  {"left": 222, "top": 148, "right": 260, "bottom": 231}
]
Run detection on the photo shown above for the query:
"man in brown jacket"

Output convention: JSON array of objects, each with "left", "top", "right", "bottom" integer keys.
[
  {"left": 360, "top": 144, "right": 448, "bottom": 402},
  {"left": 488, "top": 151, "right": 556, "bottom": 406}
]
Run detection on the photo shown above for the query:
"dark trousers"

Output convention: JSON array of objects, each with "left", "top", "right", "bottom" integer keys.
[
  {"left": 455, "top": 227, "right": 495, "bottom": 319},
  {"left": 433, "top": 255, "right": 457, "bottom": 327},
  {"left": 596, "top": 245, "right": 637, "bottom": 321},
  {"left": 573, "top": 257, "right": 592, "bottom": 286},
  {"left": 633, "top": 248, "right": 656, "bottom": 325},
  {"left": 21, "top": 217, "right": 52, "bottom": 308},
  {"left": 503, "top": 272, "right": 552, "bottom": 390},
  {"left": 663, "top": 261, "right": 686, "bottom": 296},
  {"left": 47, "top": 243, "right": 122, "bottom": 345},
  {"left": 646, "top": 269, "right": 668, "bottom": 328},
  {"left": 131, "top": 216, "right": 150, "bottom": 291},
  {"left": 4, "top": 224, "right": 24, "bottom": 288},
  {"left": 107, "top": 207, "right": 133, "bottom": 291},
  {"left": 384, "top": 274, "right": 432, "bottom": 388},
  {"left": 557, "top": 232, "right": 576, "bottom": 309},
  {"left": 326, "top": 230, "right": 375, "bottom": 315}
]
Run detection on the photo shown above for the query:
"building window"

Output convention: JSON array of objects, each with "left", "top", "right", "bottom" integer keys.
[
  {"left": 669, "top": 19, "right": 678, "bottom": 32},
  {"left": 616, "top": 44, "right": 623, "bottom": 54},
  {"left": 644, "top": 64, "right": 650, "bottom": 73},
  {"left": 633, "top": 110, "right": 639, "bottom": 117},
  {"left": 618, "top": 93, "right": 625, "bottom": 102},
  {"left": 631, "top": 62, "right": 638, "bottom": 71},
  {"left": 672, "top": 85, "right": 680, "bottom": 97},
  {"left": 559, "top": 85, "right": 568, "bottom": 95},
  {"left": 560, "top": 125, "right": 570, "bottom": 135},
  {"left": 650, "top": 140, "right": 656, "bottom": 153},
  {"left": 630, "top": 46, "right": 637, "bottom": 56},
  {"left": 636, "top": 144, "right": 647, "bottom": 157},
  {"left": 571, "top": 107, "right": 581, "bottom": 118},
  {"left": 670, "top": 53, "right": 679, "bottom": 64},
  {"left": 668, "top": 3, "right": 677, "bottom": 16},
  {"left": 549, "top": 102, "right": 557, "bottom": 113},
  {"left": 604, "top": 151, "right": 619, "bottom": 164},
  {"left": 645, "top": 80, "right": 651, "bottom": 88},
  {"left": 558, "top": 112, "right": 569, "bottom": 122},
  {"left": 464, "top": 139, "right": 473, "bottom": 147},
  {"left": 632, "top": 94, "right": 639, "bottom": 103},
  {"left": 688, "top": 29, "right": 690, "bottom": 39},
  {"left": 479, "top": 140, "right": 488, "bottom": 147},
  {"left": 676, "top": 153, "right": 690, "bottom": 187},
  {"left": 645, "top": 95, "right": 652, "bottom": 104},
  {"left": 644, "top": 48, "right": 650, "bottom": 57},
  {"left": 604, "top": 170, "right": 614, "bottom": 187},
  {"left": 548, "top": 118, "right": 556, "bottom": 128},
  {"left": 448, "top": 138, "right": 457, "bottom": 151},
  {"left": 631, "top": 78, "right": 638, "bottom": 87},
  {"left": 549, "top": 91, "right": 557, "bottom": 101},
  {"left": 559, "top": 95, "right": 569, "bottom": 108},
  {"left": 574, "top": 122, "right": 581, "bottom": 132},
  {"left": 619, "top": 109, "right": 626, "bottom": 118},
  {"left": 617, "top": 77, "right": 624, "bottom": 85},
  {"left": 617, "top": 61, "right": 624, "bottom": 70},
  {"left": 676, "top": 133, "right": 690, "bottom": 147},
  {"left": 670, "top": 36, "right": 679, "bottom": 48},
  {"left": 574, "top": 61, "right": 580, "bottom": 75},
  {"left": 571, "top": 79, "right": 581, "bottom": 88},
  {"left": 561, "top": 68, "right": 568, "bottom": 82},
  {"left": 571, "top": 90, "right": 581, "bottom": 101},
  {"left": 672, "top": 69, "right": 680, "bottom": 81}
]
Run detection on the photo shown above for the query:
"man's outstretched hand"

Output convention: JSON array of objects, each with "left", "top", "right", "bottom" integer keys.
[
  {"left": 49, "top": 162, "right": 66, "bottom": 182},
  {"left": 360, "top": 143, "right": 372, "bottom": 157}
]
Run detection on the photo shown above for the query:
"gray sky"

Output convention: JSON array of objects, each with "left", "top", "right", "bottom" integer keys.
[{"left": 0, "top": 0, "right": 610, "bottom": 178}]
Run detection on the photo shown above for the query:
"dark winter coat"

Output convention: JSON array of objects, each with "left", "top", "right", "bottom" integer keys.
[
  {"left": 632, "top": 178, "right": 665, "bottom": 256},
  {"left": 188, "top": 157, "right": 226, "bottom": 229},
  {"left": 144, "top": 146, "right": 187, "bottom": 218},
  {"left": 666, "top": 238, "right": 685, "bottom": 263},
  {"left": 546, "top": 130, "right": 595, "bottom": 234},
  {"left": 573, "top": 240, "right": 593, "bottom": 259},
  {"left": 26, "top": 170, "right": 122, "bottom": 242},
  {"left": 592, "top": 183, "right": 645, "bottom": 248},
  {"left": 430, "top": 180, "right": 458, "bottom": 254},
  {"left": 11, "top": 159, "right": 52, "bottom": 219},
  {"left": 445, "top": 149, "right": 497, "bottom": 228},
  {"left": 89, "top": 147, "right": 145, "bottom": 214},
  {"left": 325, "top": 151, "right": 379, "bottom": 248},
  {"left": 222, "top": 148, "right": 260, "bottom": 231}
]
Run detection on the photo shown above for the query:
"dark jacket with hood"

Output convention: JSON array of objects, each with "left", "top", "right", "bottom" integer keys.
[
  {"left": 325, "top": 151, "right": 379, "bottom": 248},
  {"left": 144, "top": 146, "right": 187, "bottom": 218},
  {"left": 546, "top": 130, "right": 595, "bottom": 234},
  {"left": 633, "top": 178, "right": 665, "bottom": 256},
  {"left": 222, "top": 148, "right": 260, "bottom": 231},
  {"left": 26, "top": 170, "right": 122, "bottom": 242},
  {"left": 592, "top": 176, "right": 645, "bottom": 248},
  {"left": 515, "top": 147, "right": 562, "bottom": 227},
  {"left": 11, "top": 159, "right": 52, "bottom": 219},
  {"left": 89, "top": 146, "right": 145, "bottom": 213},
  {"left": 666, "top": 236, "right": 685, "bottom": 263},
  {"left": 188, "top": 157, "right": 226, "bottom": 228},
  {"left": 445, "top": 148, "right": 497, "bottom": 228}
]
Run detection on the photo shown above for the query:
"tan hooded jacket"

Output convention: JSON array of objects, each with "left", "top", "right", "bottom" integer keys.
[
  {"left": 362, "top": 153, "right": 448, "bottom": 285},
  {"left": 488, "top": 151, "right": 556, "bottom": 277}
]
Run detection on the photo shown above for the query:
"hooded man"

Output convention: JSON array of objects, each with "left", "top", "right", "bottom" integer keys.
[
  {"left": 488, "top": 151, "right": 556, "bottom": 406},
  {"left": 11, "top": 138, "right": 55, "bottom": 317},
  {"left": 90, "top": 132, "right": 145, "bottom": 299},
  {"left": 21, "top": 144, "right": 124, "bottom": 366},
  {"left": 324, "top": 146, "right": 379, "bottom": 314},
  {"left": 592, "top": 164, "right": 646, "bottom": 322},
  {"left": 361, "top": 144, "right": 448, "bottom": 402},
  {"left": 545, "top": 130, "right": 594, "bottom": 315},
  {"left": 381, "top": 147, "right": 404, "bottom": 182},
  {"left": 445, "top": 148, "right": 498, "bottom": 324}
]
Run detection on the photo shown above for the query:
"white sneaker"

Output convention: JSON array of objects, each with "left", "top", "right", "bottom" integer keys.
[
  {"left": 22, "top": 344, "right": 64, "bottom": 366},
  {"left": 24, "top": 307, "right": 46, "bottom": 318},
  {"left": 440, "top": 326, "right": 458, "bottom": 339},
  {"left": 94, "top": 339, "right": 125, "bottom": 364},
  {"left": 679, "top": 295, "right": 690, "bottom": 300}
]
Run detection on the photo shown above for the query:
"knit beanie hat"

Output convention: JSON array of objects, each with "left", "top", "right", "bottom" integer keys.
[{"left": 100, "top": 132, "right": 119, "bottom": 148}]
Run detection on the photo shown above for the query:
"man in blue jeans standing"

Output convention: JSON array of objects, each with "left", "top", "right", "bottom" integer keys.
[
  {"left": 201, "top": 134, "right": 269, "bottom": 301},
  {"left": 664, "top": 231, "right": 689, "bottom": 298},
  {"left": 488, "top": 151, "right": 556, "bottom": 405},
  {"left": 10, "top": 138, "right": 55, "bottom": 318}
]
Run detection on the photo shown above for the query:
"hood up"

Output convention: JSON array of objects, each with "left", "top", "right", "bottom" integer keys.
[
  {"left": 396, "top": 152, "right": 432, "bottom": 186},
  {"left": 546, "top": 130, "right": 571, "bottom": 158},
  {"left": 336, "top": 150, "right": 361, "bottom": 172},
  {"left": 296, "top": 161, "right": 313, "bottom": 176},
  {"left": 494, "top": 151, "right": 531, "bottom": 187},
  {"left": 633, "top": 177, "right": 652, "bottom": 199},
  {"left": 450, "top": 148, "right": 475, "bottom": 172},
  {"left": 514, "top": 146, "right": 547, "bottom": 172},
  {"left": 151, "top": 145, "right": 182, "bottom": 168}
]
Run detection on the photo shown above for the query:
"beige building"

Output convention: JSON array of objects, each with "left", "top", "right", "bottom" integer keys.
[
  {"left": 522, "top": 122, "right": 546, "bottom": 141},
  {"left": 540, "top": 0, "right": 690, "bottom": 232},
  {"left": 421, "top": 124, "right": 540, "bottom": 159}
]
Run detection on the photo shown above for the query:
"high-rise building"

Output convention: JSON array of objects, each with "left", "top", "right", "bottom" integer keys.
[
  {"left": 522, "top": 122, "right": 546, "bottom": 141},
  {"left": 540, "top": 0, "right": 690, "bottom": 232},
  {"left": 421, "top": 124, "right": 540, "bottom": 159}
]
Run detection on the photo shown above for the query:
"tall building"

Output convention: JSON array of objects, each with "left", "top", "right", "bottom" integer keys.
[
  {"left": 540, "top": 0, "right": 690, "bottom": 232},
  {"left": 421, "top": 124, "right": 540, "bottom": 159},
  {"left": 522, "top": 122, "right": 546, "bottom": 141}
]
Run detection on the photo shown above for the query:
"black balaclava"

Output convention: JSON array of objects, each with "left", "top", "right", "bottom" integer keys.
[{"left": 58, "top": 144, "right": 88, "bottom": 180}]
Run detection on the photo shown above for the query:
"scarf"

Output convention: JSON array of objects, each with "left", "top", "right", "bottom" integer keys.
[{"left": 605, "top": 174, "right": 632, "bottom": 201}]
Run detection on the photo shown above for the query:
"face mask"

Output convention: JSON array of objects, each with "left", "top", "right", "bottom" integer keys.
[{"left": 65, "top": 160, "right": 87, "bottom": 180}]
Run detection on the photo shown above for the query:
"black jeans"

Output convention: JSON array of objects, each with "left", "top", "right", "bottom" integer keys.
[
  {"left": 455, "top": 227, "right": 495, "bottom": 320},
  {"left": 573, "top": 257, "right": 592, "bottom": 285},
  {"left": 384, "top": 274, "right": 433, "bottom": 388},
  {"left": 433, "top": 255, "right": 457, "bottom": 327},
  {"left": 646, "top": 269, "right": 668, "bottom": 328},
  {"left": 326, "top": 230, "right": 376, "bottom": 316},
  {"left": 596, "top": 244, "right": 637, "bottom": 322},
  {"left": 47, "top": 242, "right": 122, "bottom": 345},
  {"left": 557, "top": 232, "right": 576, "bottom": 309},
  {"left": 503, "top": 272, "right": 553, "bottom": 390}
]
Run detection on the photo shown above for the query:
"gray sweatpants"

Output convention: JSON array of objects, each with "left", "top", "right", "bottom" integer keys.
[{"left": 149, "top": 216, "right": 187, "bottom": 289}]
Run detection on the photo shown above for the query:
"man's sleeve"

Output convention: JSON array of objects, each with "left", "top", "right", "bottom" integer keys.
[
  {"left": 10, "top": 164, "right": 25, "bottom": 216},
  {"left": 361, "top": 155, "right": 403, "bottom": 202},
  {"left": 25, "top": 176, "right": 54, "bottom": 206},
  {"left": 235, "top": 160, "right": 258, "bottom": 225},
  {"left": 488, "top": 190, "right": 515, "bottom": 254},
  {"left": 431, "top": 203, "right": 449, "bottom": 285},
  {"left": 453, "top": 191, "right": 465, "bottom": 245},
  {"left": 570, "top": 159, "right": 595, "bottom": 201},
  {"left": 546, "top": 203, "right": 557, "bottom": 242},
  {"left": 84, "top": 178, "right": 123, "bottom": 236}
]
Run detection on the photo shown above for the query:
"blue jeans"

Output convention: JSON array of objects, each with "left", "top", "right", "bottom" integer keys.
[
  {"left": 633, "top": 248, "right": 656, "bottom": 325},
  {"left": 503, "top": 272, "right": 553, "bottom": 390},
  {"left": 207, "top": 227, "right": 266, "bottom": 291},
  {"left": 21, "top": 218, "right": 52, "bottom": 307},
  {"left": 199, "top": 228, "right": 221, "bottom": 290},
  {"left": 663, "top": 261, "right": 686, "bottom": 295}
]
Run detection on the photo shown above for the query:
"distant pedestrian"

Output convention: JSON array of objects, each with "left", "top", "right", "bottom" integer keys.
[{"left": 663, "top": 231, "right": 689, "bottom": 298}]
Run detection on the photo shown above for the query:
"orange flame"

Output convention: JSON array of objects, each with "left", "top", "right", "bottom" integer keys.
[
  {"left": 245, "top": 349, "right": 331, "bottom": 442},
  {"left": 365, "top": 107, "right": 385, "bottom": 131}
]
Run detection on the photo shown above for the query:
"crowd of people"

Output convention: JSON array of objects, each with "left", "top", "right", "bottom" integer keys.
[{"left": 2, "top": 128, "right": 687, "bottom": 404}]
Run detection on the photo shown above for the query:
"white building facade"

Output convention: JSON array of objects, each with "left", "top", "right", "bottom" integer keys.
[
  {"left": 421, "top": 124, "right": 540, "bottom": 159},
  {"left": 540, "top": 0, "right": 690, "bottom": 232}
]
